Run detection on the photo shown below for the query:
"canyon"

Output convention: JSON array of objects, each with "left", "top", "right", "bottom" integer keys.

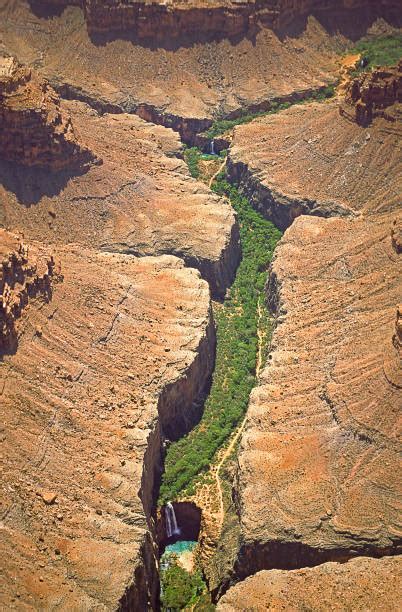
[{"left": 0, "top": 0, "right": 401, "bottom": 610}]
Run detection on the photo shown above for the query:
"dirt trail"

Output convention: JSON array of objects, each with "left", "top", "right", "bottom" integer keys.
[
  {"left": 209, "top": 158, "right": 227, "bottom": 189},
  {"left": 185, "top": 294, "right": 267, "bottom": 547}
]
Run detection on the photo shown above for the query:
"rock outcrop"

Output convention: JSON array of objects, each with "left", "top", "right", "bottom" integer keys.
[
  {"left": 0, "top": 57, "right": 93, "bottom": 169},
  {"left": 1, "top": 97, "right": 239, "bottom": 298},
  {"left": 0, "top": 236, "right": 215, "bottom": 609},
  {"left": 340, "top": 60, "right": 402, "bottom": 125},
  {"left": 218, "top": 556, "right": 402, "bottom": 611},
  {"left": 0, "top": 230, "right": 60, "bottom": 354}
]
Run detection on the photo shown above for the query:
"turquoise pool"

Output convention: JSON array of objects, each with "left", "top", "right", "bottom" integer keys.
[{"left": 163, "top": 540, "right": 197, "bottom": 556}]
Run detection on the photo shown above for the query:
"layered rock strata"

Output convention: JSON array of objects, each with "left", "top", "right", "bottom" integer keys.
[
  {"left": 228, "top": 98, "right": 401, "bottom": 229},
  {"left": 1, "top": 96, "right": 239, "bottom": 298},
  {"left": 0, "top": 1, "right": 354, "bottom": 138},
  {"left": 0, "top": 57, "right": 93, "bottom": 169},
  {"left": 41, "top": 0, "right": 402, "bottom": 38},
  {"left": 218, "top": 556, "right": 402, "bottom": 610},
  {"left": 0, "top": 233, "right": 215, "bottom": 609},
  {"left": 340, "top": 60, "right": 402, "bottom": 125},
  {"left": 233, "top": 213, "right": 401, "bottom": 577}
]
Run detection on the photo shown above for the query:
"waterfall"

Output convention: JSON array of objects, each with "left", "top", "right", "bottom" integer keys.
[
  {"left": 210, "top": 140, "right": 216, "bottom": 155},
  {"left": 165, "top": 502, "right": 180, "bottom": 538}
]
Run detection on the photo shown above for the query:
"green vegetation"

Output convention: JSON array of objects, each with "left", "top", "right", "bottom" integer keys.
[
  {"left": 203, "top": 85, "right": 335, "bottom": 139},
  {"left": 161, "top": 558, "right": 208, "bottom": 610},
  {"left": 183, "top": 147, "right": 226, "bottom": 178},
  {"left": 348, "top": 34, "right": 402, "bottom": 76},
  {"left": 184, "top": 147, "right": 202, "bottom": 178},
  {"left": 159, "top": 168, "right": 282, "bottom": 504}
]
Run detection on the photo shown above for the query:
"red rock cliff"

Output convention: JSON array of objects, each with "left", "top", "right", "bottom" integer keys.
[
  {"left": 340, "top": 60, "right": 402, "bottom": 125},
  {"left": 0, "top": 57, "right": 94, "bottom": 168}
]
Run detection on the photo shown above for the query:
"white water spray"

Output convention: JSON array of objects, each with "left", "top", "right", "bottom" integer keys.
[
  {"left": 165, "top": 502, "right": 180, "bottom": 538},
  {"left": 210, "top": 140, "right": 216, "bottom": 155}
]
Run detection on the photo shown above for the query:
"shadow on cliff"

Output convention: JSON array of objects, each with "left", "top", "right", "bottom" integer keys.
[
  {"left": 277, "top": 7, "right": 402, "bottom": 42},
  {"left": 0, "top": 160, "right": 91, "bottom": 207},
  {"left": 88, "top": 27, "right": 259, "bottom": 52},
  {"left": 27, "top": 0, "right": 68, "bottom": 19}
]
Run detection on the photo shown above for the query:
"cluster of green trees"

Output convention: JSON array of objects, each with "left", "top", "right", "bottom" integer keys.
[
  {"left": 349, "top": 34, "right": 402, "bottom": 76},
  {"left": 160, "top": 559, "right": 210, "bottom": 610},
  {"left": 203, "top": 85, "right": 335, "bottom": 139},
  {"left": 159, "top": 170, "right": 282, "bottom": 504}
]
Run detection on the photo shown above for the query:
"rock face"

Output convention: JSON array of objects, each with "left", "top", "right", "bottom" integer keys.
[
  {"left": 340, "top": 60, "right": 402, "bottom": 125},
  {"left": 218, "top": 556, "right": 402, "bottom": 611},
  {"left": 43, "top": 0, "right": 402, "bottom": 38},
  {"left": 1, "top": 96, "right": 239, "bottom": 299},
  {"left": 0, "top": 231, "right": 215, "bottom": 609},
  {"left": 0, "top": 230, "right": 60, "bottom": 354},
  {"left": 234, "top": 213, "right": 401, "bottom": 573},
  {"left": 228, "top": 98, "right": 401, "bottom": 229},
  {"left": 0, "top": 57, "right": 93, "bottom": 168}
]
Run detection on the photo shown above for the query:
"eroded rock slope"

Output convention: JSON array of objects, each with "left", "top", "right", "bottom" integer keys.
[
  {"left": 1, "top": 230, "right": 215, "bottom": 609},
  {"left": 228, "top": 95, "right": 401, "bottom": 228},
  {"left": 1, "top": 0, "right": 386, "bottom": 138}
]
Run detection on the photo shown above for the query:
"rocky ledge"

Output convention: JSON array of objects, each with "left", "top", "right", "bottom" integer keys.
[
  {"left": 340, "top": 59, "right": 402, "bottom": 126},
  {"left": 218, "top": 556, "right": 402, "bottom": 610},
  {"left": 0, "top": 233, "right": 215, "bottom": 609},
  {"left": 0, "top": 57, "right": 94, "bottom": 169}
]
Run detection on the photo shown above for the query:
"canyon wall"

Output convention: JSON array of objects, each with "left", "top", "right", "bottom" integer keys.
[
  {"left": 218, "top": 556, "right": 402, "bottom": 610},
  {"left": 42, "top": 0, "right": 401, "bottom": 37},
  {"left": 0, "top": 66, "right": 239, "bottom": 299}
]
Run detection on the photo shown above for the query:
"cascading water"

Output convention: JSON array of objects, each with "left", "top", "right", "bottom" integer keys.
[
  {"left": 210, "top": 140, "right": 216, "bottom": 155},
  {"left": 165, "top": 502, "right": 180, "bottom": 538}
]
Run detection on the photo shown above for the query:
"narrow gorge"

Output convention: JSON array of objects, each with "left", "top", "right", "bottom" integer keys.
[{"left": 0, "top": 1, "right": 401, "bottom": 611}]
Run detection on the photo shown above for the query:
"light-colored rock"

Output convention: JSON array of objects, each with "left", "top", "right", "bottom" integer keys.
[{"left": 218, "top": 556, "right": 402, "bottom": 611}]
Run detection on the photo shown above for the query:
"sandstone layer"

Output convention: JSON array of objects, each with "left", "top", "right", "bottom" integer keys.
[
  {"left": 0, "top": 230, "right": 215, "bottom": 609},
  {"left": 0, "top": 56, "right": 93, "bottom": 169},
  {"left": 0, "top": 93, "right": 239, "bottom": 298},
  {"left": 228, "top": 97, "right": 401, "bottom": 229},
  {"left": 218, "top": 556, "right": 402, "bottom": 611},
  {"left": 0, "top": 0, "right": 383, "bottom": 140}
]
